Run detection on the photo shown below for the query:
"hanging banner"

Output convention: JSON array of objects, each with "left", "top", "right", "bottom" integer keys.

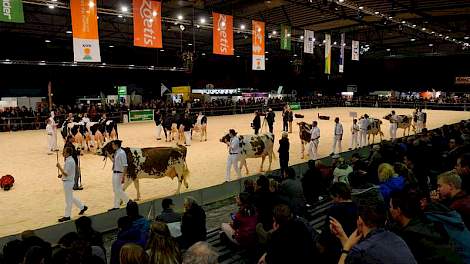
[
  {"left": 0, "top": 0, "right": 24, "bottom": 23},
  {"left": 339, "top": 33, "right": 345, "bottom": 73},
  {"left": 324, "top": 34, "right": 331, "bottom": 74},
  {"left": 133, "top": 0, "right": 162, "bottom": 48},
  {"left": 303, "top": 30, "right": 314, "bottom": 54},
  {"left": 281, "top": 24, "right": 291, "bottom": 51},
  {"left": 352, "top": 40, "right": 360, "bottom": 61},
  {"left": 71, "top": 0, "right": 101, "bottom": 62},
  {"left": 252, "top": 20, "right": 265, "bottom": 71},
  {"left": 213, "top": 12, "right": 234, "bottom": 56}
]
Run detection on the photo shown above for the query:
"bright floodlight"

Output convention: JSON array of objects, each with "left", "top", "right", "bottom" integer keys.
[
  {"left": 240, "top": 24, "right": 246, "bottom": 30},
  {"left": 177, "top": 14, "right": 183, "bottom": 20},
  {"left": 88, "top": 1, "right": 94, "bottom": 8},
  {"left": 200, "top": 17, "right": 206, "bottom": 24},
  {"left": 121, "top": 6, "right": 128, "bottom": 12}
]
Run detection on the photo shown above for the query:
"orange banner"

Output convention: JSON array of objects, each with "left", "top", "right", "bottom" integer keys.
[
  {"left": 252, "top": 20, "right": 265, "bottom": 70},
  {"left": 213, "top": 12, "right": 233, "bottom": 56},
  {"left": 133, "top": 0, "right": 162, "bottom": 48},
  {"left": 70, "top": 0, "right": 101, "bottom": 62}
]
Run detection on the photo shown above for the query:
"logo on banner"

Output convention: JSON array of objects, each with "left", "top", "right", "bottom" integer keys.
[
  {"left": 140, "top": 0, "right": 156, "bottom": 45},
  {"left": 3, "top": 0, "right": 11, "bottom": 19},
  {"left": 71, "top": 0, "right": 101, "bottom": 62},
  {"left": 134, "top": 0, "right": 162, "bottom": 48},
  {"left": 217, "top": 14, "right": 228, "bottom": 53},
  {"left": 252, "top": 20, "right": 265, "bottom": 71},
  {"left": 352, "top": 40, "right": 360, "bottom": 61},
  {"left": 324, "top": 34, "right": 331, "bottom": 74},
  {"left": 304, "top": 30, "right": 314, "bottom": 54},
  {"left": 0, "top": 0, "right": 24, "bottom": 23},
  {"left": 213, "top": 12, "right": 233, "bottom": 55}
]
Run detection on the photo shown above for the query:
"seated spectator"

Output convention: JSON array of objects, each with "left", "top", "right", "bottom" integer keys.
[
  {"left": 455, "top": 153, "right": 470, "bottom": 194},
  {"left": 253, "top": 176, "right": 276, "bottom": 231},
  {"left": 318, "top": 183, "right": 358, "bottom": 264},
  {"left": 221, "top": 192, "right": 257, "bottom": 248},
  {"left": 147, "top": 221, "right": 181, "bottom": 264},
  {"left": 182, "top": 242, "right": 218, "bottom": 264},
  {"left": 120, "top": 243, "right": 149, "bottom": 264},
  {"left": 180, "top": 197, "right": 207, "bottom": 249},
  {"left": 243, "top": 179, "right": 255, "bottom": 194},
  {"left": 280, "top": 168, "right": 306, "bottom": 216},
  {"left": 156, "top": 198, "right": 182, "bottom": 224},
  {"left": 389, "top": 191, "right": 462, "bottom": 263},
  {"left": 393, "top": 162, "right": 418, "bottom": 190},
  {"left": 126, "top": 201, "right": 150, "bottom": 247},
  {"left": 258, "top": 204, "right": 315, "bottom": 264},
  {"left": 333, "top": 157, "right": 352, "bottom": 185},
  {"left": 74, "top": 216, "right": 104, "bottom": 254},
  {"left": 110, "top": 217, "right": 141, "bottom": 264},
  {"left": 23, "top": 246, "right": 46, "bottom": 264},
  {"left": 301, "top": 160, "right": 326, "bottom": 205},
  {"left": 378, "top": 163, "right": 406, "bottom": 204},
  {"left": 436, "top": 171, "right": 470, "bottom": 229},
  {"left": 3, "top": 240, "right": 26, "bottom": 264},
  {"left": 330, "top": 203, "right": 417, "bottom": 264}
]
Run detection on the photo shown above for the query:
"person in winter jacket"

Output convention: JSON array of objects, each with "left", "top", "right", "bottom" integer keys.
[{"left": 378, "top": 163, "right": 406, "bottom": 204}]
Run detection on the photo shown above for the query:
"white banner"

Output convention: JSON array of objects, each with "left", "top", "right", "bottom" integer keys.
[
  {"left": 73, "top": 39, "right": 101, "bottom": 62},
  {"left": 352, "top": 40, "right": 359, "bottom": 61},
  {"left": 339, "top": 33, "right": 345, "bottom": 73},
  {"left": 303, "top": 30, "right": 314, "bottom": 54}
]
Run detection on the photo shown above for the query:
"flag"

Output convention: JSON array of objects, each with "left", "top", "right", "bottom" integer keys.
[
  {"left": 0, "top": 0, "right": 24, "bottom": 23},
  {"left": 252, "top": 20, "right": 265, "bottom": 71},
  {"left": 304, "top": 30, "right": 314, "bottom": 54},
  {"left": 352, "top": 40, "right": 360, "bottom": 61},
  {"left": 339, "top": 33, "right": 345, "bottom": 73},
  {"left": 281, "top": 24, "right": 291, "bottom": 50},
  {"left": 71, "top": 0, "right": 101, "bottom": 62},
  {"left": 133, "top": 0, "right": 162, "bottom": 48},
  {"left": 324, "top": 34, "right": 331, "bottom": 74},
  {"left": 213, "top": 12, "right": 234, "bottom": 55},
  {"left": 161, "top": 83, "right": 169, "bottom": 96}
]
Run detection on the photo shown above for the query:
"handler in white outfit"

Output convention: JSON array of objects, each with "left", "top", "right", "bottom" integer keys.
[
  {"left": 416, "top": 109, "right": 425, "bottom": 133},
  {"left": 331, "top": 117, "right": 343, "bottom": 155},
  {"left": 350, "top": 119, "right": 359, "bottom": 150},
  {"left": 308, "top": 121, "right": 320, "bottom": 160},
  {"left": 56, "top": 147, "right": 87, "bottom": 222},
  {"left": 225, "top": 129, "right": 241, "bottom": 182},
  {"left": 46, "top": 119, "right": 55, "bottom": 154},
  {"left": 358, "top": 115, "right": 369, "bottom": 147},
  {"left": 48, "top": 111, "right": 58, "bottom": 152},
  {"left": 389, "top": 110, "right": 398, "bottom": 140},
  {"left": 110, "top": 140, "right": 130, "bottom": 210}
]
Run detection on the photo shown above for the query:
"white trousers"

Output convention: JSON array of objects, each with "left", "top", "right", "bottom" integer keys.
[
  {"left": 156, "top": 125, "right": 163, "bottom": 139},
  {"left": 416, "top": 121, "right": 424, "bottom": 133},
  {"left": 49, "top": 132, "right": 58, "bottom": 151},
  {"left": 112, "top": 173, "right": 129, "bottom": 208},
  {"left": 226, "top": 154, "right": 241, "bottom": 181},
  {"left": 332, "top": 135, "right": 342, "bottom": 154},
  {"left": 350, "top": 133, "right": 359, "bottom": 149},
  {"left": 359, "top": 130, "right": 368, "bottom": 147},
  {"left": 184, "top": 131, "right": 191, "bottom": 146},
  {"left": 308, "top": 140, "right": 319, "bottom": 160},
  {"left": 390, "top": 123, "right": 397, "bottom": 140},
  {"left": 63, "top": 180, "right": 84, "bottom": 217}
]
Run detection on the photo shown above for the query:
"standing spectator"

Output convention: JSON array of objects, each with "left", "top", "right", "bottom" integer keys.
[
  {"left": 254, "top": 176, "right": 276, "bottom": 232},
  {"left": 46, "top": 118, "right": 55, "bottom": 155},
  {"left": 147, "top": 221, "right": 181, "bottom": 264},
  {"left": 330, "top": 203, "right": 417, "bottom": 264},
  {"left": 182, "top": 242, "right": 218, "bottom": 264},
  {"left": 278, "top": 131, "right": 290, "bottom": 177},
  {"left": 180, "top": 197, "right": 207, "bottom": 249},
  {"left": 266, "top": 108, "right": 275, "bottom": 133},
  {"left": 288, "top": 108, "right": 294, "bottom": 133},
  {"left": 156, "top": 198, "right": 182, "bottom": 224},
  {"left": 282, "top": 106, "right": 289, "bottom": 132},
  {"left": 331, "top": 117, "right": 343, "bottom": 155},
  {"left": 378, "top": 163, "right": 406, "bottom": 204},
  {"left": 349, "top": 119, "right": 359, "bottom": 150},
  {"left": 436, "top": 171, "right": 470, "bottom": 229},
  {"left": 252, "top": 111, "right": 261, "bottom": 135},
  {"left": 47, "top": 111, "right": 58, "bottom": 151},
  {"left": 120, "top": 243, "right": 148, "bottom": 264},
  {"left": 221, "top": 192, "right": 258, "bottom": 248}
]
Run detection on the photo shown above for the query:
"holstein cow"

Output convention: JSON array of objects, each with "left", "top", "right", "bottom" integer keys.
[
  {"left": 61, "top": 122, "right": 87, "bottom": 151},
  {"left": 297, "top": 121, "right": 312, "bottom": 159},
  {"left": 220, "top": 133, "right": 275, "bottom": 174},
  {"left": 365, "top": 117, "right": 384, "bottom": 144},
  {"left": 98, "top": 142, "right": 189, "bottom": 200},
  {"left": 85, "top": 122, "right": 105, "bottom": 150},
  {"left": 383, "top": 114, "right": 415, "bottom": 136}
]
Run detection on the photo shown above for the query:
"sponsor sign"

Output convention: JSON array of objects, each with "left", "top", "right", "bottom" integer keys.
[
  {"left": 213, "top": 12, "right": 234, "bottom": 55},
  {"left": 71, "top": 0, "right": 101, "bottom": 62},
  {"left": 133, "top": 0, "right": 162, "bottom": 48}
]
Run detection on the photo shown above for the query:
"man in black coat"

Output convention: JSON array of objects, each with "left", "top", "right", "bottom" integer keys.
[
  {"left": 266, "top": 108, "right": 275, "bottom": 133},
  {"left": 278, "top": 132, "right": 290, "bottom": 176},
  {"left": 252, "top": 111, "right": 261, "bottom": 135}
]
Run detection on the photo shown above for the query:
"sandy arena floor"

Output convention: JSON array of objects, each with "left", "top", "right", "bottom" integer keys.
[{"left": 0, "top": 107, "right": 469, "bottom": 237}]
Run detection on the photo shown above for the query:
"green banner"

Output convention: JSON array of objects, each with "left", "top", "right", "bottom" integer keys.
[
  {"left": 0, "top": 0, "right": 24, "bottom": 23},
  {"left": 281, "top": 24, "right": 291, "bottom": 51},
  {"left": 129, "top": 109, "right": 154, "bottom": 122},
  {"left": 117, "top": 86, "right": 127, "bottom": 97},
  {"left": 288, "top": 102, "right": 301, "bottom": 110}
]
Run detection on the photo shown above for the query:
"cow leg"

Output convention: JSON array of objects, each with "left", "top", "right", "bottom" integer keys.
[
  {"left": 301, "top": 142, "right": 305, "bottom": 159},
  {"left": 268, "top": 152, "right": 273, "bottom": 171},
  {"left": 260, "top": 155, "right": 266, "bottom": 172},
  {"left": 132, "top": 179, "right": 141, "bottom": 201}
]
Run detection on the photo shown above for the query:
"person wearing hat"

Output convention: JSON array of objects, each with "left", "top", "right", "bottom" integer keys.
[
  {"left": 308, "top": 121, "right": 320, "bottom": 160},
  {"left": 226, "top": 129, "right": 241, "bottom": 182},
  {"left": 278, "top": 131, "right": 290, "bottom": 177},
  {"left": 109, "top": 140, "right": 130, "bottom": 211},
  {"left": 266, "top": 108, "right": 275, "bottom": 134},
  {"left": 331, "top": 117, "right": 343, "bottom": 156}
]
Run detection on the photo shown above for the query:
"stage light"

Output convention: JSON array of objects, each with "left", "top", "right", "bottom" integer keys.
[
  {"left": 338, "top": 0, "right": 344, "bottom": 2},
  {"left": 102, "top": 63, "right": 106, "bottom": 65},
  {"left": 179, "top": 24, "right": 185, "bottom": 31},
  {"left": 410, "top": 38, "right": 416, "bottom": 42},
  {"left": 45, "top": 40, "right": 51, "bottom": 43},
  {"left": 272, "top": 30, "right": 277, "bottom": 35},
  {"left": 200, "top": 17, "right": 206, "bottom": 24},
  {"left": 88, "top": 1, "right": 94, "bottom": 8},
  {"left": 422, "top": 27, "right": 426, "bottom": 31},
  {"left": 374, "top": 11, "right": 379, "bottom": 15},
  {"left": 333, "top": 41, "right": 337, "bottom": 45},
  {"left": 118, "top": 14, "right": 123, "bottom": 18},
  {"left": 48, "top": 4, "right": 55, "bottom": 9},
  {"left": 402, "top": 21, "right": 406, "bottom": 24},
  {"left": 265, "top": 51, "right": 269, "bottom": 54},
  {"left": 202, "top": 53, "right": 206, "bottom": 56},
  {"left": 160, "top": 49, "right": 164, "bottom": 52},
  {"left": 300, "top": 35, "right": 304, "bottom": 40},
  {"left": 188, "top": 43, "right": 193, "bottom": 46},
  {"left": 358, "top": 6, "right": 363, "bottom": 10},
  {"left": 287, "top": 33, "right": 291, "bottom": 37},
  {"left": 240, "top": 24, "right": 246, "bottom": 30},
  {"left": 153, "top": 11, "right": 157, "bottom": 17},
  {"left": 177, "top": 14, "right": 183, "bottom": 20},
  {"left": 386, "top": 48, "right": 391, "bottom": 51},
  {"left": 428, "top": 43, "right": 434, "bottom": 47},
  {"left": 109, "top": 45, "right": 114, "bottom": 48},
  {"left": 464, "top": 36, "right": 469, "bottom": 40},
  {"left": 121, "top": 6, "right": 128, "bottom": 12}
]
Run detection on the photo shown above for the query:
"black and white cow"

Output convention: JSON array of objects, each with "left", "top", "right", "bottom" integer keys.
[
  {"left": 98, "top": 142, "right": 190, "bottom": 200},
  {"left": 220, "top": 133, "right": 275, "bottom": 174}
]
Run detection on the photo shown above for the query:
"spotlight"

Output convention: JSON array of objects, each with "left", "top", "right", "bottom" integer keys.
[
  {"left": 333, "top": 41, "right": 337, "bottom": 45},
  {"left": 202, "top": 53, "right": 206, "bottom": 56},
  {"left": 428, "top": 43, "right": 434, "bottom": 47},
  {"left": 200, "top": 17, "right": 206, "bottom": 24},
  {"left": 410, "top": 38, "right": 416, "bottom": 42},
  {"left": 464, "top": 36, "right": 470, "bottom": 40},
  {"left": 386, "top": 48, "right": 391, "bottom": 51},
  {"left": 179, "top": 24, "right": 185, "bottom": 31},
  {"left": 196, "top": 25, "right": 200, "bottom": 28},
  {"left": 66, "top": 30, "right": 72, "bottom": 34},
  {"left": 287, "top": 33, "right": 291, "bottom": 37},
  {"left": 265, "top": 51, "right": 269, "bottom": 54},
  {"left": 160, "top": 49, "right": 164, "bottom": 52},
  {"left": 109, "top": 45, "right": 114, "bottom": 48},
  {"left": 240, "top": 24, "right": 246, "bottom": 30},
  {"left": 300, "top": 36, "right": 304, "bottom": 40},
  {"left": 121, "top": 6, "right": 128, "bottom": 12},
  {"left": 358, "top": 6, "right": 363, "bottom": 10},
  {"left": 153, "top": 11, "right": 157, "bottom": 17},
  {"left": 48, "top": 4, "right": 55, "bottom": 9},
  {"left": 402, "top": 21, "right": 406, "bottom": 24},
  {"left": 45, "top": 40, "right": 51, "bottom": 43},
  {"left": 118, "top": 14, "right": 123, "bottom": 18},
  {"left": 338, "top": 0, "right": 344, "bottom": 2},
  {"left": 188, "top": 43, "right": 193, "bottom": 46},
  {"left": 422, "top": 27, "right": 426, "bottom": 31},
  {"left": 177, "top": 14, "right": 183, "bottom": 20},
  {"left": 272, "top": 30, "right": 277, "bottom": 35},
  {"left": 374, "top": 11, "right": 380, "bottom": 15},
  {"left": 88, "top": 1, "right": 94, "bottom": 8}
]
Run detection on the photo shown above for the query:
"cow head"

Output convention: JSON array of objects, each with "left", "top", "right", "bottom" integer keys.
[
  {"left": 383, "top": 114, "right": 392, "bottom": 120},
  {"left": 220, "top": 133, "right": 231, "bottom": 144},
  {"left": 96, "top": 141, "right": 114, "bottom": 160}
]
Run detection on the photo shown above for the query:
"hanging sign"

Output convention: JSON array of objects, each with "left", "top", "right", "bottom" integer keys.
[
  {"left": 0, "top": 0, "right": 24, "bottom": 23},
  {"left": 252, "top": 20, "right": 265, "bottom": 71},
  {"left": 352, "top": 40, "right": 360, "bottom": 61},
  {"left": 71, "top": 0, "right": 101, "bottom": 62},
  {"left": 339, "top": 33, "right": 345, "bottom": 73},
  {"left": 133, "top": 0, "right": 162, "bottom": 48},
  {"left": 304, "top": 30, "right": 314, "bottom": 54},
  {"left": 213, "top": 12, "right": 234, "bottom": 56},
  {"left": 324, "top": 34, "right": 331, "bottom": 74}
]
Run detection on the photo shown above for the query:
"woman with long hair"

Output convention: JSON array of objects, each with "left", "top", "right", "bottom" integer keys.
[
  {"left": 147, "top": 221, "right": 181, "bottom": 264},
  {"left": 120, "top": 243, "right": 148, "bottom": 264}
]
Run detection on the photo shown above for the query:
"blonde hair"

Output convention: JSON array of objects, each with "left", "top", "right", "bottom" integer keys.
[
  {"left": 147, "top": 222, "right": 181, "bottom": 264},
  {"left": 438, "top": 171, "right": 462, "bottom": 189},
  {"left": 120, "top": 243, "right": 148, "bottom": 264},
  {"left": 378, "top": 163, "right": 397, "bottom": 182},
  {"left": 269, "top": 179, "right": 279, "bottom": 192}
]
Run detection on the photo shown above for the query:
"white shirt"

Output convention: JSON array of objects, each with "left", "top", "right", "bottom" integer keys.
[
  {"left": 46, "top": 124, "right": 53, "bottom": 135},
  {"left": 417, "top": 112, "right": 425, "bottom": 121},
  {"left": 334, "top": 123, "right": 343, "bottom": 135},
  {"left": 63, "top": 156, "right": 75, "bottom": 181},
  {"left": 48, "top": 117, "right": 56, "bottom": 129},
  {"left": 351, "top": 123, "right": 359, "bottom": 134},
  {"left": 113, "top": 148, "right": 128, "bottom": 172},
  {"left": 229, "top": 136, "right": 240, "bottom": 154},
  {"left": 310, "top": 126, "right": 320, "bottom": 141},
  {"left": 390, "top": 114, "right": 398, "bottom": 124},
  {"left": 359, "top": 118, "right": 369, "bottom": 130},
  {"left": 196, "top": 115, "right": 203, "bottom": 126},
  {"left": 81, "top": 117, "right": 91, "bottom": 124}
]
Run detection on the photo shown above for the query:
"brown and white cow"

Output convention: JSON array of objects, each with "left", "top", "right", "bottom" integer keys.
[
  {"left": 365, "top": 118, "right": 384, "bottom": 144},
  {"left": 220, "top": 133, "right": 275, "bottom": 174},
  {"left": 297, "top": 121, "right": 312, "bottom": 159},
  {"left": 98, "top": 142, "right": 190, "bottom": 200},
  {"left": 383, "top": 114, "right": 415, "bottom": 136}
]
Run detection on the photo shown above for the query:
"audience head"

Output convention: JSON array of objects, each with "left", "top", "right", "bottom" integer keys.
[
  {"left": 357, "top": 202, "right": 387, "bottom": 232},
  {"left": 256, "top": 175, "right": 270, "bottom": 192},
  {"left": 23, "top": 246, "right": 45, "bottom": 264},
  {"left": 243, "top": 179, "right": 255, "bottom": 193},
  {"left": 273, "top": 204, "right": 292, "bottom": 230},
  {"left": 269, "top": 179, "right": 279, "bottom": 193},
  {"left": 284, "top": 167, "right": 296, "bottom": 179},
  {"left": 183, "top": 242, "right": 218, "bottom": 264},
  {"left": 21, "top": 230, "right": 36, "bottom": 241},
  {"left": 184, "top": 197, "right": 200, "bottom": 211},
  {"left": 162, "top": 198, "right": 174, "bottom": 210},
  {"left": 389, "top": 191, "right": 422, "bottom": 225},
  {"left": 351, "top": 153, "right": 361, "bottom": 163},
  {"left": 120, "top": 243, "right": 148, "bottom": 264},
  {"left": 330, "top": 182, "right": 352, "bottom": 203},
  {"left": 437, "top": 171, "right": 462, "bottom": 199},
  {"left": 126, "top": 201, "right": 140, "bottom": 219},
  {"left": 378, "top": 163, "right": 397, "bottom": 182},
  {"left": 147, "top": 222, "right": 181, "bottom": 264},
  {"left": 74, "top": 216, "right": 93, "bottom": 234},
  {"left": 455, "top": 153, "right": 470, "bottom": 176},
  {"left": 3, "top": 240, "right": 26, "bottom": 264},
  {"left": 117, "top": 216, "right": 133, "bottom": 231},
  {"left": 58, "top": 232, "right": 79, "bottom": 248}
]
